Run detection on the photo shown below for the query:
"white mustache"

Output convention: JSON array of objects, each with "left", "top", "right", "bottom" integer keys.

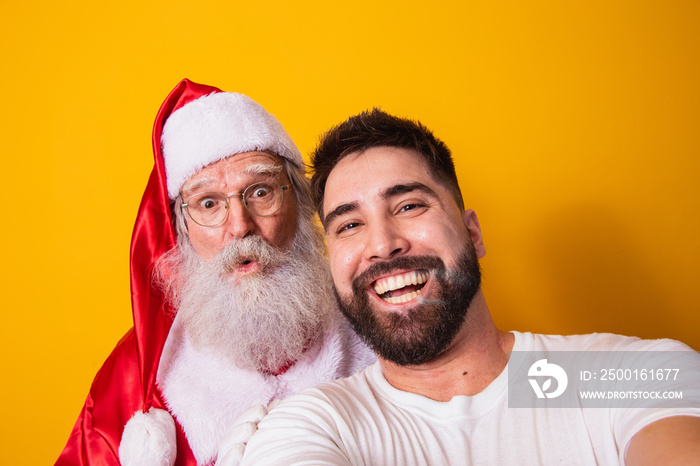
[{"left": 217, "top": 235, "right": 287, "bottom": 274}]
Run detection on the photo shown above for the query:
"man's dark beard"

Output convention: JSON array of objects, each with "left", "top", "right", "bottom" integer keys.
[{"left": 335, "top": 242, "right": 481, "bottom": 366}]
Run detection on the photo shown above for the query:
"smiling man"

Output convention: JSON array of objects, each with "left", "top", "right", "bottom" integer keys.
[
  {"left": 56, "top": 80, "right": 374, "bottom": 466},
  {"left": 239, "top": 109, "right": 700, "bottom": 465}
]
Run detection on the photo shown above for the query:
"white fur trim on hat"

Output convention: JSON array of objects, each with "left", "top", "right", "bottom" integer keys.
[
  {"left": 119, "top": 407, "right": 177, "bottom": 466},
  {"left": 162, "top": 92, "right": 303, "bottom": 199}
]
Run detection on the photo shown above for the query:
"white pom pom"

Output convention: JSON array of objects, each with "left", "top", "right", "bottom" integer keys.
[{"left": 119, "top": 408, "right": 177, "bottom": 466}]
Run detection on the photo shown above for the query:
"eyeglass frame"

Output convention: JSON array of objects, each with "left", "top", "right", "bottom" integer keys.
[{"left": 180, "top": 181, "right": 292, "bottom": 228}]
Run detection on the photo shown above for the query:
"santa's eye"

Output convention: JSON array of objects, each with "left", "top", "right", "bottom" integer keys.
[{"left": 251, "top": 186, "right": 272, "bottom": 198}]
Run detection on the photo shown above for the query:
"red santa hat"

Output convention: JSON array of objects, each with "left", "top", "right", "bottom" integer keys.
[{"left": 161, "top": 86, "right": 303, "bottom": 198}]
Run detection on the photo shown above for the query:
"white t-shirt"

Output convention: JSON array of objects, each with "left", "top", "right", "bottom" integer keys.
[{"left": 242, "top": 332, "right": 700, "bottom": 465}]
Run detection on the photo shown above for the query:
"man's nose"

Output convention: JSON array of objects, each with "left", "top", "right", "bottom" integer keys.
[
  {"left": 223, "top": 197, "right": 256, "bottom": 239},
  {"left": 364, "top": 220, "right": 409, "bottom": 262}
]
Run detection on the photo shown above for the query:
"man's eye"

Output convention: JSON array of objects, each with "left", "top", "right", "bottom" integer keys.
[
  {"left": 337, "top": 222, "right": 361, "bottom": 235},
  {"left": 399, "top": 203, "right": 424, "bottom": 213}
]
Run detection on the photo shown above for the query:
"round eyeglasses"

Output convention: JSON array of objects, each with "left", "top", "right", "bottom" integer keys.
[{"left": 181, "top": 181, "right": 291, "bottom": 227}]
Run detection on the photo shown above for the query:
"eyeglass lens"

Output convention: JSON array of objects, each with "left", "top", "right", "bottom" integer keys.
[{"left": 185, "top": 182, "right": 285, "bottom": 226}]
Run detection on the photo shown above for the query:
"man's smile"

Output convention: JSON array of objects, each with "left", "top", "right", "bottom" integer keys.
[{"left": 371, "top": 270, "right": 429, "bottom": 304}]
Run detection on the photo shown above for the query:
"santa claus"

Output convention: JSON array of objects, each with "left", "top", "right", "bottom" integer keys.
[{"left": 57, "top": 79, "right": 375, "bottom": 465}]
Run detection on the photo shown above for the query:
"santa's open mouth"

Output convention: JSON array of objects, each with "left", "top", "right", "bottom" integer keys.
[
  {"left": 236, "top": 254, "right": 260, "bottom": 267},
  {"left": 228, "top": 257, "right": 262, "bottom": 276},
  {"left": 372, "top": 270, "right": 429, "bottom": 304}
]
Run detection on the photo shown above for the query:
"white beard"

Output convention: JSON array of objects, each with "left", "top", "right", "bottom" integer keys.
[{"left": 157, "top": 219, "right": 335, "bottom": 373}]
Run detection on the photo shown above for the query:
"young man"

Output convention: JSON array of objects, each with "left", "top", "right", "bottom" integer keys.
[
  {"left": 239, "top": 109, "right": 700, "bottom": 465},
  {"left": 57, "top": 80, "right": 374, "bottom": 466}
]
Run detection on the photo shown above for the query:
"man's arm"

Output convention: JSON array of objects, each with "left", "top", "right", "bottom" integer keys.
[
  {"left": 239, "top": 395, "right": 353, "bottom": 466},
  {"left": 626, "top": 415, "right": 700, "bottom": 465}
]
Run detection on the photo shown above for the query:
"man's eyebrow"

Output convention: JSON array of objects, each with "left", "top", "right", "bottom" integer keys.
[
  {"left": 383, "top": 182, "right": 438, "bottom": 200},
  {"left": 323, "top": 202, "right": 359, "bottom": 231},
  {"left": 323, "top": 182, "right": 437, "bottom": 230}
]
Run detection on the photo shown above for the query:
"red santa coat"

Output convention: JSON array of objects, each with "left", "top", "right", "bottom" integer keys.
[
  {"left": 56, "top": 328, "right": 197, "bottom": 465},
  {"left": 56, "top": 79, "right": 375, "bottom": 465}
]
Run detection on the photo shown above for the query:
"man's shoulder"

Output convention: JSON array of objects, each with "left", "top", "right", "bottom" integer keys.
[
  {"left": 521, "top": 331, "right": 694, "bottom": 352},
  {"left": 242, "top": 363, "right": 381, "bottom": 466},
  {"left": 307, "top": 360, "right": 378, "bottom": 397},
  {"left": 278, "top": 361, "right": 380, "bottom": 412}
]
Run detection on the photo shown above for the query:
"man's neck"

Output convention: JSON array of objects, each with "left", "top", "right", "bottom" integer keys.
[{"left": 378, "top": 291, "right": 514, "bottom": 401}]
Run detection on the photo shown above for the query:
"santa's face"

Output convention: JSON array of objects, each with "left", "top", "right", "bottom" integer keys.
[
  {"left": 166, "top": 184, "right": 334, "bottom": 373},
  {"left": 181, "top": 151, "right": 298, "bottom": 277}
]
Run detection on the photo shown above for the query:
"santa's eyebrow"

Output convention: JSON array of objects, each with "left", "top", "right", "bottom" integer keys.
[
  {"left": 243, "top": 163, "right": 283, "bottom": 177},
  {"left": 180, "top": 164, "right": 283, "bottom": 197},
  {"left": 181, "top": 177, "right": 215, "bottom": 196}
]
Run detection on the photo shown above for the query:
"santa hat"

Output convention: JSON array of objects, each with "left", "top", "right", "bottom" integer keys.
[{"left": 161, "top": 87, "right": 303, "bottom": 198}]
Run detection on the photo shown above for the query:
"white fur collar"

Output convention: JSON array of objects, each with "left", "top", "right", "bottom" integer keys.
[{"left": 156, "top": 312, "right": 375, "bottom": 464}]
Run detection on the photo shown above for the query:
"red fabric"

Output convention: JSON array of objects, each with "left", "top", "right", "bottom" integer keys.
[
  {"left": 56, "top": 330, "right": 197, "bottom": 465},
  {"left": 134, "top": 79, "right": 222, "bottom": 411},
  {"left": 57, "top": 79, "right": 222, "bottom": 465}
]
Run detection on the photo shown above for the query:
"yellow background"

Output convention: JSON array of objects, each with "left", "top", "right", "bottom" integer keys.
[{"left": 1, "top": 0, "right": 698, "bottom": 463}]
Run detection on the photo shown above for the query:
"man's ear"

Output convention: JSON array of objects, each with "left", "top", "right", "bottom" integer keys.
[{"left": 463, "top": 209, "right": 486, "bottom": 258}]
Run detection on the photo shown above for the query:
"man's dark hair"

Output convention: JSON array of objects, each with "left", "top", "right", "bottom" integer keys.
[{"left": 310, "top": 108, "right": 464, "bottom": 223}]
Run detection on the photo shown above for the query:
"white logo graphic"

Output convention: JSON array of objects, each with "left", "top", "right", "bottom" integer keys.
[{"left": 528, "top": 359, "right": 568, "bottom": 399}]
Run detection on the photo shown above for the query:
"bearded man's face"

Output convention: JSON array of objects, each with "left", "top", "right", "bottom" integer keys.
[{"left": 321, "top": 146, "right": 487, "bottom": 366}]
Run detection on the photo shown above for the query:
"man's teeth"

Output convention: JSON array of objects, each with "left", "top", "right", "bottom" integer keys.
[
  {"left": 383, "top": 291, "right": 420, "bottom": 304},
  {"left": 373, "top": 270, "right": 429, "bottom": 302}
]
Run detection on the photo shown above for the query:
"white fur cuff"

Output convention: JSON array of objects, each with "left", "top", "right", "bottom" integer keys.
[{"left": 119, "top": 408, "right": 177, "bottom": 466}]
